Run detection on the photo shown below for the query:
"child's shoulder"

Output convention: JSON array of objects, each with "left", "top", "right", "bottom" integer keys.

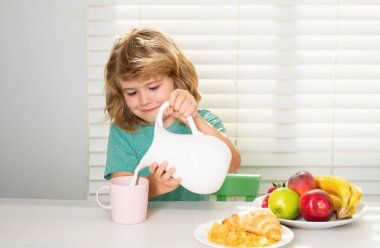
[
  {"left": 198, "top": 108, "right": 213, "bottom": 116},
  {"left": 198, "top": 108, "right": 218, "bottom": 119},
  {"left": 197, "top": 108, "right": 226, "bottom": 133}
]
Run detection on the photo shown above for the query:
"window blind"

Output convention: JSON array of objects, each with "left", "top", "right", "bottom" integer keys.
[{"left": 87, "top": 0, "right": 380, "bottom": 201}]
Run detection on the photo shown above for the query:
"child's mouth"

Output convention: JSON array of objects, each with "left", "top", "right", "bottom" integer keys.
[{"left": 141, "top": 107, "right": 158, "bottom": 113}]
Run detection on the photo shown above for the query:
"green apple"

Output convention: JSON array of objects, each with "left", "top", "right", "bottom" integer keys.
[{"left": 268, "top": 188, "right": 300, "bottom": 220}]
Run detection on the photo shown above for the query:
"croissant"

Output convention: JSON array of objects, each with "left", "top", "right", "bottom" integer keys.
[
  {"left": 208, "top": 209, "right": 282, "bottom": 247},
  {"left": 240, "top": 208, "right": 282, "bottom": 242}
]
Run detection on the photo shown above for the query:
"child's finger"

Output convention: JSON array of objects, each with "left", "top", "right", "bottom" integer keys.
[
  {"left": 163, "top": 107, "right": 174, "bottom": 122},
  {"left": 154, "top": 161, "right": 168, "bottom": 178},
  {"left": 178, "top": 99, "right": 191, "bottom": 115},
  {"left": 173, "top": 95, "right": 185, "bottom": 112},
  {"left": 170, "top": 90, "right": 186, "bottom": 111},
  {"left": 169, "top": 90, "right": 180, "bottom": 108},
  {"left": 167, "top": 177, "right": 182, "bottom": 188},
  {"left": 172, "top": 111, "right": 180, "bottom": 119},
  {"left": 149, "top": 163, "right": 158, "bottom": 174},
  {"left": 161, "top": 166, "right": 176, "bottom": 183},
  {"left": 167, "top": 107, "right": 174, "bottom": 114},
  {"left": 183, "top": 101, "right": 196, "bottom": 117}
]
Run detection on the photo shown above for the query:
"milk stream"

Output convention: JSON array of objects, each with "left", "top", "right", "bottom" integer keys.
[{"left": 130, "top": 165, "right": 141, "bottom": 186}]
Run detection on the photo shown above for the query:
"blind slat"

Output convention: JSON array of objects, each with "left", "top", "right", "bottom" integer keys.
[{"left": 88, "top": 35, "right": 380, "bottom": 50}]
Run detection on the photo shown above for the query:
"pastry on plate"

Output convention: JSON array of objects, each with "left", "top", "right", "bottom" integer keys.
[{"left": 208, "top": 208, "right": 282, "bottom": 247}]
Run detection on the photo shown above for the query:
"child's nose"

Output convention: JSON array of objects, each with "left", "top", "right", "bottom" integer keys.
[{"left": 139, "top": 93, "right": 151, "bottom": 105}]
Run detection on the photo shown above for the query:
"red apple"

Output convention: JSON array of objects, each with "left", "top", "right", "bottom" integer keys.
[
  {"left": 299, "top": 189, "right": 333, "bottom": 222},
  {"left": 288, "top": 170, "right": 316, "bottom": 196}
]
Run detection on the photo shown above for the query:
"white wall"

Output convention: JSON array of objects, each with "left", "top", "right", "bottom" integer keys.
[{"left": 0, "top": 0, "right": 88, "bottom": 199}]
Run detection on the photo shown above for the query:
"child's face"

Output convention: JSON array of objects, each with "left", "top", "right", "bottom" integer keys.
[{"left": 120, "top": 74, "right": 175, "bottom": 123}]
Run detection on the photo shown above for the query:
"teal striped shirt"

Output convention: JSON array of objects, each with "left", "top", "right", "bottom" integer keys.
[{"left": 104, "top": 109, "right": 226, "bottom": 201}]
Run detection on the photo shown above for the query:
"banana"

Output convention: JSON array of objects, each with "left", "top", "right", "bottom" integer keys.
[
  {"left": 348, "top": 183, "right": 362, "bottom": 208},
  {"left": 337, "top": 183, "right": 362, "bottom": 219},
  {"left": 328, "top": 194, "right": 342, "bottom": 212},
  {"left": 315, "top": 176, "right": 363, "bottom": 219},
  {"left": 338, "top": 206, "right": 356, "bottom": 219},
  {"left": 314, "top": 175, "right": 352, "bottom": 208}
]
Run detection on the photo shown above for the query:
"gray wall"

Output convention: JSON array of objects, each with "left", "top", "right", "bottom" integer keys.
[{"left": 0, "top": 0, "right": 88, "bottom": 199}]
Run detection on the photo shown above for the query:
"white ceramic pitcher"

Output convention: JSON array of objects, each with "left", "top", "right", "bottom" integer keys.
[{"left": 132, "top": 101, "right": 231, "bottom": 194}]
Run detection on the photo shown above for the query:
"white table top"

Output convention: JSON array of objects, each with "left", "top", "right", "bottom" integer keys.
[{"left": 0, "top": 198, "right": 379, "bottom": 248}]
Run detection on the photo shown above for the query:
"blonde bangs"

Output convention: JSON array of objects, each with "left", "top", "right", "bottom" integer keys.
[{"left": 117, "top": 54, "right": 174, "bottom": 83}]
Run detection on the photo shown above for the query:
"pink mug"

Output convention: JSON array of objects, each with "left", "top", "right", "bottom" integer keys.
[{"left": 96, "top": 176, "right": 149, "bottom": 224}]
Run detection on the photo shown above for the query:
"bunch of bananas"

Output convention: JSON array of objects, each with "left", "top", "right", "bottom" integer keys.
[{"left": 314, "top": 175, "right": 362, "bottom": 219}]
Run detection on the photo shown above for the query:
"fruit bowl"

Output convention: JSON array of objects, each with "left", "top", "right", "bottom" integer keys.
[{"left": 252, "top": 195, "right": 368, "bottom": 229}]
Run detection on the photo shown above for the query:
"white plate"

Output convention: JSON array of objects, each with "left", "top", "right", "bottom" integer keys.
[
  {"left": 194, "top": 216, "right": 294, "bottom": 248},
  {"left": 252, "top": 195, "right": 368, "bottom": 229}
]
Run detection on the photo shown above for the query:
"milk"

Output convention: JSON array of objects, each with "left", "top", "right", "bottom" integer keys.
[{"left": 130, "top": 165, "right": 141, "bottom": 186}]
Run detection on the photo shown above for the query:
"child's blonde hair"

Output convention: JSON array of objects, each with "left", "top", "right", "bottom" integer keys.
[{"left": 104, "top": 28, "right": 201, "bottom": 132}]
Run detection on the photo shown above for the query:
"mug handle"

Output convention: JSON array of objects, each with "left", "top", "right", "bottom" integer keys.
[
  {"left": 96, "top": 185, "right": 111, "bottom": 210},
  {"left": 156, "top": 101, "right": 203, "bottom": 137}
]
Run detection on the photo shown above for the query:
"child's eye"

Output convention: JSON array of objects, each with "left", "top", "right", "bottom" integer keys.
[
  {"left": 126, "top": 91, "right": 136, "bottom": 96},
  {"left": 149, "top": 85, "right": 160, "bottom": 91}
]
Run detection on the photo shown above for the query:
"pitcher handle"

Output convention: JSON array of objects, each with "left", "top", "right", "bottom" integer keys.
[{"left": 156, "top": 101, "right": 203, "bottom": 136}]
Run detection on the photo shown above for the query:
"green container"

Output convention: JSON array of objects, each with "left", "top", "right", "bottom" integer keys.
[{"left": 212, "top": 174, "right": 262, "bottom": 202}]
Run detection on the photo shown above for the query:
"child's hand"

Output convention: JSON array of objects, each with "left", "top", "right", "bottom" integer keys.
[
  {"left": 165, "top": 89, "right": 198, "bottom": 124},
  {"left": 149, "top": 161, "right": 181, "bottom": 190}
]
